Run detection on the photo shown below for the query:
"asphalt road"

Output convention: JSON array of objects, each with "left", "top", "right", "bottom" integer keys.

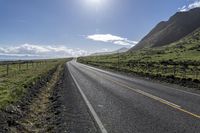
[{"left": 66, "top": 60, "right": 200, "bottom": 133}]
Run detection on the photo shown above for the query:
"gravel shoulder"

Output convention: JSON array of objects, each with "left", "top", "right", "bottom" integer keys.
[
  {"left": 0, "top": 63, "right": 101, "bottom": 133},
  {"left": 51, "top": 64, "right": 100, "bottom": 133}
]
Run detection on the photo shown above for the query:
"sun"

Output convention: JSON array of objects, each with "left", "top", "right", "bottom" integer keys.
[
  {"left": 82, "top": 0, "right": 111, "bottom": 13},
  {"left": 85, "top": 0, "right": 104, "bottom": 8},
  {"left": 88, "top": 0, "right": 101, "bottom": 5}
]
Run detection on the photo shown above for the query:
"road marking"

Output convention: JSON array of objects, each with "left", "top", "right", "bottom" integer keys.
[
  {"left": 104, "top": 77, "right": 200, "bottom": 119},
  {"left": 72, "top": 62, "right": 200, "bottom": 119},
  {"left": 78, "top": 62, "right": 200, "bottom": 97},
  {"left": 67, "top": 64, "right": 108, "bottom": 133}
]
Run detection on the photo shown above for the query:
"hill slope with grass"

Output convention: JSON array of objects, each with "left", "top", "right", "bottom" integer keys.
[
  {"left": 80, "top": 28, "right": 200, "bottom": 63},
  {"left": 78, "top": 28, "right": 200, "bottom": 88}
]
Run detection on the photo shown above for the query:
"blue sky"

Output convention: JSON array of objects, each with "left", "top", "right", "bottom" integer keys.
[{"left": 0, "top": 0, "right": 199, "bottom": 58}]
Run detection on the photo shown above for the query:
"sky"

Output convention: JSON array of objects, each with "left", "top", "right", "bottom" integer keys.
[{"left": 0, "top": 0, "right": 200, "bottom": 58}]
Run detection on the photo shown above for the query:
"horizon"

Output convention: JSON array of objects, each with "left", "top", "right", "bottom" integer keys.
[{"left": 0, "top": 0, "right": 200, "bottom": 59}]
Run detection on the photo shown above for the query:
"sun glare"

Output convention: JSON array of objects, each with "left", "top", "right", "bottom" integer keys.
[
  {"left": 88, "top": 0, "right": 101, "bottom": 5},
  {"left": 85, "top": 0, "right": 105, "bottom": 9}
]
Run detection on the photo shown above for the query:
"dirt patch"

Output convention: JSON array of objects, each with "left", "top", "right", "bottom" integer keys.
[
  {"left": 0, "top": 64, "right": 63, "bottom": 133},
  {"left": 1, "top": 63, "right": 102, "bottom": 133},
  {"left": 10, "top": 65, "right": 63, "bottom": 132}
]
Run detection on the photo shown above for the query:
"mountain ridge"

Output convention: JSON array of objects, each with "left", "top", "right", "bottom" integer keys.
[
  {"left": 91, "top": 47, "right": 129, "bottom": 56},
  {"left": 130, "top": 7, "right": 200, "bottom": 51}
]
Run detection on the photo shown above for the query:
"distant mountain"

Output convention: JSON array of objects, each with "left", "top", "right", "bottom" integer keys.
[
  {"left": 91, "top": 47, "right": 129, "bottom": 56},
  {"left": 131, "top": 7, "right": 200, "bottom": 51},
  {"left": 113, "top": 47, "right": 129, "bottom": 53},
  {"left": 0, "top": 54, "right": 44, "bottom": 61}
]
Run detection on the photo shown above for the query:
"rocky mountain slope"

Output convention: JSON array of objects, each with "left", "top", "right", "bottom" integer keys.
[{"left": 131, "top": 8, "right": 200, "bottom": 51}]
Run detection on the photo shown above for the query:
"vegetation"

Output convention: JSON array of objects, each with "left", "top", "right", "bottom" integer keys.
[
  {"left": 0, "top": 58, "right": 70, "bottom": 108},
  {"left": 78, "top": 28, "right": 200, "bottom": 87},
  {"left": 9, "top": 64, "right": 64, "bottom": 132}
]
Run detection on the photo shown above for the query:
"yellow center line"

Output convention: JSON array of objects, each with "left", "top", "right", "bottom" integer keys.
[
  {"left": 103, "top": 77, "right": 200, "bottom": 119},
  {"left": 78, "top": 63, "right": 200, "bottom": 119}
]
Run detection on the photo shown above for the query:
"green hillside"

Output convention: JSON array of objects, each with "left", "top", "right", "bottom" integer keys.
[
  {"left": 78, "top": 28, "right": 200, "bottom": 88},
  {"left": 79, "top": 28, "right": 200, "bottom": 63}
]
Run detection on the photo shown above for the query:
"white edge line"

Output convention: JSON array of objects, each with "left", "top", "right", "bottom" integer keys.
[
  {"left": 72, "top": 61, "right": 181, "bottom": 108},
  {"left": 77, "top": 62, "right": 200, "bottom": 97},
  {"left": 67, "top": 63, "right": 108, "bottom": 133}
]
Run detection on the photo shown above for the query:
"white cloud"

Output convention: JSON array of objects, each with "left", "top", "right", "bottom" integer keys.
[
  {"left": 87, "top": 34, "right": 124, "bottom": 42},
  {"left": 0, "top": 44, "right": 89, "bottom": 58},
  {"left": 113, "top": 41, "right": 130, "bottom": 46},
  {"left": 87, "top": 34, "right": 138, "bottom": 46},
  {"left": 179, "top": 0, "right": 200, "bottom": 12},
  {"left": 179, "top": 5, "right": 187, "bottom": 12}
]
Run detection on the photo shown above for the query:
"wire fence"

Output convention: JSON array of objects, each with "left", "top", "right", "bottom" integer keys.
[
  {"left": 0, "top": 60, "right": 48, "bottom": 77},
  {"left": 84, "top": 61, "right": 200, "bottom": 80}
]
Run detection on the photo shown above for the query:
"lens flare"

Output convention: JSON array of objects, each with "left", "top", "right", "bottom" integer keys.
[
  {"left": 89, "top": 0, "right": 101, "bottom": 4},
  {"left": 85, "top": 0, "right": 105, "bottom": 9}
]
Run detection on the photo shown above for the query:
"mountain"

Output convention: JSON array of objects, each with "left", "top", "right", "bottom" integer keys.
[
  {"left": 91, "top": 47, "right": 129, "bottom": 56},
  {"left": 0, "top": 54, "right": 46, "bottom": 61},
  {"left": 131, "top": 7, "right": 200, "bottom": 51},
  {"left": 114, "top": 47, "right": 129, "bottom": 53},
  {"left": 168, "top": 27, "right": 200, "bottom": 52}
]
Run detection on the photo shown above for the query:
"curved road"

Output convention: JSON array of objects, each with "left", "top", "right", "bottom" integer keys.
[{"left": 66, "top": 60, "right": 200, "bottom": 133}]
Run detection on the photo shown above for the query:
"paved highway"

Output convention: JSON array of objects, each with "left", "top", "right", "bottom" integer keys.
[{"left": 66, "top": 60, "right": 200, "bottom": 133}]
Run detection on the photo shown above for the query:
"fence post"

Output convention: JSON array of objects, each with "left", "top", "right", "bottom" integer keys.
[
  {"left": 19, "top": 63, "right": 21, "bottom": 71},
  {"left": 117, "top": 51, "right": 120, "bottom": 71},
  {"left": 196, "top": 70, "right": 199, "bottom": 79},
  {"left": 163, "top": 64, "right": 167, "bottom": 74},
  {"left": 27, "top": 62, "right": 28, "bottom": 69},
  {"left": 146, "top": 64, "right": 148, "bottom": 73},
  {"left": 184, "top": 68, "right": 186, "bottom": 78},
  {"left": 36, "top": 62, "right": 38, "bottom": 69},
  {"left": 181, "top": 65, "right": 187, "bottom": 78},
  {"left": 156, "top": 65, "right": 159, "bottom": 75},
  {"left": 147, "top": 64, "right": 151, "bottom": 73},
  {"left": 173, "top": 65, "right": 177, "bottom": 76},
  {"left": 137, "top": 62, "right": 140, "bottom": 73},
  {"left": 194, "top": 66, "right": 199, "bottom": 79},
  {"left": 6, "top": 64, "right": 9, "bottom": 75}
]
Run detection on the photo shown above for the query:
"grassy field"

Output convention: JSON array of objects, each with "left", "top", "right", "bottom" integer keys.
[
  {"left": 0, "top": 58, "right": 70, "bottom": 108},
  {"left": 78, "top": 28, "right": 200, "bottom": 86}
]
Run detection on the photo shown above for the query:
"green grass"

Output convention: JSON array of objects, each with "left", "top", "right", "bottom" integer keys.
[
  {"left": 0, "top": 58, "right": 70, "bottom": 108},
  {"left": 78, "top": 28, "right": 200, "bottom": 83}
]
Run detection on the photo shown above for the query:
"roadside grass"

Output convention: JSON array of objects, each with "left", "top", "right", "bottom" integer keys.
[
  {"left": 0, "top": 58, "right": 70, "bottom": 109},
  {"left": 78, "top": 47, "right": 200, "bottom": 80},
  {"left": 10, "top": 63, "right": 64, "bottom": 132}
]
